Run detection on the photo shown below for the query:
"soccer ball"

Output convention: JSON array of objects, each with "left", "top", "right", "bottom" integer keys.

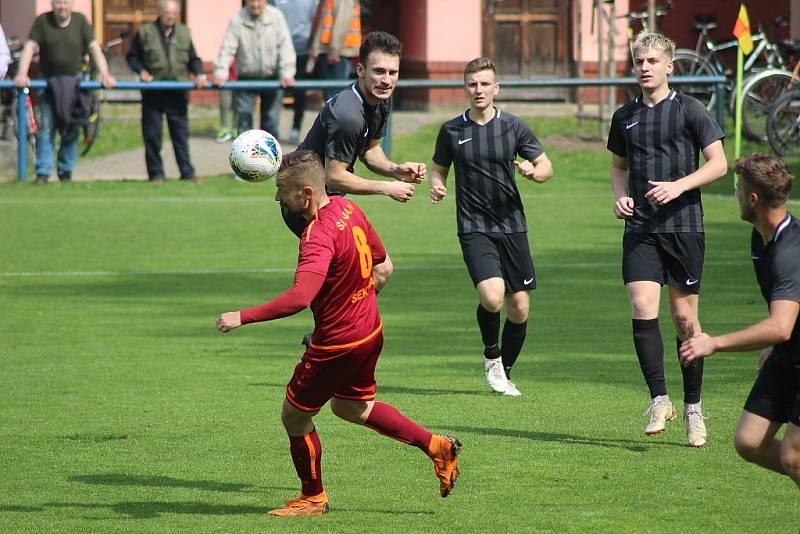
[{"left": 229, "top": 129, "right": 282, "bottom": 182}]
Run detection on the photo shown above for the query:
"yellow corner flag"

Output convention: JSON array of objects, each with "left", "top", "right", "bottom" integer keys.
[
  {"left": 733, "top": 3, "right": 753, "bottom": 162},
  {"left": 733, "top": 4, "right": 753, "bottom": 55}
]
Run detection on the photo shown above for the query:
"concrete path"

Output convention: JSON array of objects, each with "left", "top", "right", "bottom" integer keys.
[{"left": 24, "top": 102, "right": 577, "bottom": 182}]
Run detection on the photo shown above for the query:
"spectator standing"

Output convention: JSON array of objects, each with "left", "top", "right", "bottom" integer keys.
[
  {"left": 126, "top": 0, "right": 206, "bottom": 183},
  {"left": 310, "top": 0, "right": 361, "bottom": 100},
  {"left": 213, "top": 0, "right": 296, "bottom": 139},
  {"left": 274, "top": 0, "right": 317, "bottom": 144},
  {"left": 214, "top": 59, "right": 237, "bottom": 143},
  {"left": 14, "top": 0, "right": 117, "bottom": 184}
]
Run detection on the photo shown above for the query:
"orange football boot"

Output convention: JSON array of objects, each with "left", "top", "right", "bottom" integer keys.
[
  {"left": 267, "top": 492, "right": 330, "bottom": 517},
  {"left": 428, "top": 435, "right": 461, "bottom": 497}
]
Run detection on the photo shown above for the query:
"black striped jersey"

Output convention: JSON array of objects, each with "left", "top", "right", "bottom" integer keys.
[
  {"left": 432, "top": 108, "right": 544, "bottom": 235},
  {"left": 607, "top": 90, "right": 724, "bottom": 234},
  {"left": 751, "top": 213, "right": 800, "bottom": 364},
  {"left": 299, "top": 82, "right": 389, "bottom": 194}
]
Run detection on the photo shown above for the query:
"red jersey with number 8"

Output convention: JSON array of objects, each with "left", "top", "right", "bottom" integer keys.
[{"left": 296, "top": 196, "right": 386, "bottom": 355}]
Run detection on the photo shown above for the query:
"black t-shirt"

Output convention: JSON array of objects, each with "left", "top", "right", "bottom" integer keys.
[
  {"left": 29, "top": 12, "right": 94, "bottom": 77},
  {"left": 432, "top": 108, "right": 543, "bottom": 235},
  {"left": 298, "top": 82, "right": 388, "bottom": 194},
  {"left": 607, "top": 90, "right": 724, "bottom": 234},
  {"left": 751, "top": 213, "right": 800, "bottom": 364}
]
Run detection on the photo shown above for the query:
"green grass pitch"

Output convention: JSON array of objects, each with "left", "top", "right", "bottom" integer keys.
[{"left": 1, "top": 116, "right": 798, "bottom": 532}]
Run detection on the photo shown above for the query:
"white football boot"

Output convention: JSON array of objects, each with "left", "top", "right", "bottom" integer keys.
[
  {"left": 684, "top": 402, "right": 708, "bottom": 448},
  {"left": 483, "top": 357, "right": 510, "bottom": 394},
  {"left": 643, "top": 395, "right": 677, "bottom": 435}
]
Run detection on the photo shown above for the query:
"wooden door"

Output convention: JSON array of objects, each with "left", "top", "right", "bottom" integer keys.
[
  {"left": 483, "top": 0, "right": 571, "bottom": 99},
  {"left": 102, "top": 0, "right": 161, "bottom": 78}
]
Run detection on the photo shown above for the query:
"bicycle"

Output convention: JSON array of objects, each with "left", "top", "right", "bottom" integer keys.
[
  {"left": 766, "top": 88, "right": 800, "bottom": 157},
  {"left": 0, "top": 36, "right": 37, "bottom": 167},
  {"left": 766, "top": 49, "right": 800, "bottom": 157},
  {"left": 671, "top": 14, "right": 788, "bottom": 112},
  {"left": 79, "top": 35, "right": 124, "bottom": 156},
  {"left": 736, "top": 38, "right": 800, "bottom": 143}
]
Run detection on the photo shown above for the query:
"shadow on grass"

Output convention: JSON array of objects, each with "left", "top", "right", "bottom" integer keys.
[
  {"left": 45, "top": 501, "right": 265, "bottom": 518},
  {"left": 446, "top": 425, "right": 687, "bottom": 453},
  {"left": 2, "top": 501, "right": 435, "bottom": 519},
  {"left": 68, "top": 474, "right": 270, "bottom": 493}
]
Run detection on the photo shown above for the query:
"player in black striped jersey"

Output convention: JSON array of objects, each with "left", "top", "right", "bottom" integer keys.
[
  {"left": 429, "top": 58, "right": 553, "bottom": 396},
  {"left": 681, "top": 153, "right": 800, "bottom": 488},
  {"left": 607, "top": 33, "right": 727, "bottom": 446}
]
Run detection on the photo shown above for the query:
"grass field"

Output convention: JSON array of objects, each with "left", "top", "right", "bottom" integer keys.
[{"left": 1, "top": 116, "right": 799, "bottom": 533}]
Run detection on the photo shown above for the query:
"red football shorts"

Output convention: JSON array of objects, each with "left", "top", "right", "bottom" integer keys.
[{"left": 285, "top": 330, "right": 384, "bottom": 412}]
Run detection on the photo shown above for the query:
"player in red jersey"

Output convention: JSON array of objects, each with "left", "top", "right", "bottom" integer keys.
[{"left": 216, "top": 150, "right": 461, "bottom": 517}]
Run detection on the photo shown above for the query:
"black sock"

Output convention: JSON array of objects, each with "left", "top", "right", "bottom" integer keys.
[
  {"left": 476, "top": 304, "right": 500, "bottom": 357},
  {"left": 501, "top": 319, "right": 527, "bottom": 379},
  {"left": 632, "top": 318, "right": 667, "bottom": 398},
  {"left": 677, "top": 337, "right": 703, "bottom": 404}
]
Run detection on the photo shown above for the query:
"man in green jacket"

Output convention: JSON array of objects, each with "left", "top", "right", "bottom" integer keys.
[{"left": 126, "top": 0, "right": 206, "bottom": 183}]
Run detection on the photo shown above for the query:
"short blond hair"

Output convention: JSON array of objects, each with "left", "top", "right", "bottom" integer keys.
[
  {"left": 632, "top": 32, "right": 676, "bottom": 60},
  {"left": 278, "top": 150, "right": 325, "bottom": 190}
]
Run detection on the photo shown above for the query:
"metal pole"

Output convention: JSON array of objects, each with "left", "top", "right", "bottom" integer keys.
[
  {"left": 714, "top": 81, "right": 725, "bottom": 129},
  {"left": 17, "top": 88, "right": 28, "bottom": 181},
  {"left": 381, "top": 97, "right": 393, "bottom": 157}
]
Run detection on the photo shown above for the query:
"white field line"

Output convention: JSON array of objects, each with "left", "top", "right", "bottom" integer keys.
[{"left": 0, "top": 260, "right": 752, "bottom": 278}]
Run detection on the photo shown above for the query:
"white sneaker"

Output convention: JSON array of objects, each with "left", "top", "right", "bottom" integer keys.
[
  {"left": 503, "top": 381, "right": 522, "bottom": 397},
  {"left": 288, "top": 128, "right": 300, "bottom": 144},
  {"left": 684, "top": 402, "right": 708, "bottom": 448},
  {"left": 483, "top": 357, "right": 509, "bottom": 394},
  {"left": 643, "top": 396, "right": 677, "bottom": 435}
]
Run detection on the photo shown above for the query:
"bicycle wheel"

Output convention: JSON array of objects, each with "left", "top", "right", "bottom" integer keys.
[
  {"left": 767, "top": 90, "right": 800, "bottom": 157},
  {"left": 738, "top": 69, "right": 792, "bottom": 143},
  {"left": 672, "top": 50, "right": 718, "bottom": 110},
  {"left": 80, "top": 92, "right": 101, "bottom": 156}
]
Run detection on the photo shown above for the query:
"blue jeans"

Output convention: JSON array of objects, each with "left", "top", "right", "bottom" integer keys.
[
  {"left": 235, "top": 78, "right": 282, "bottom": 138},
  {"left": 317, "top": 55, "right": 352, "bottom": 99},
  {"left": 35, "top": 91, "right": 80, "bottom": 177}
]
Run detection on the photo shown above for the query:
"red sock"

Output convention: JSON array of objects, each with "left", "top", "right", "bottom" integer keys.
[
  {"left": 288, "top": 429, "right": 324, "bottom": 497},
  {"left": 364, "top": 401, "right": 433, "bottom": 453}
]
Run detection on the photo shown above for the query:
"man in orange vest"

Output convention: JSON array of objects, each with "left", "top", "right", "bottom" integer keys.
[{"left": 310, "top": 0, "right": 361, "bottom": 99}]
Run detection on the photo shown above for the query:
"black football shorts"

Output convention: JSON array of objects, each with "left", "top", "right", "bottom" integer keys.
[
  {"left": 744, "top": 353, "right": 800, "bottom": 426},
  {"left": 622, "top": 232, "right": 705, "bottom": 294},
  {"left": 458, "top": 232, "right": 536, "bottom": 293}
]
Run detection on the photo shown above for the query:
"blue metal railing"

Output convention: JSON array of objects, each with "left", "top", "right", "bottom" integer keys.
[{"left": 0, "top": 75, "right": 726, "bottom": 180}]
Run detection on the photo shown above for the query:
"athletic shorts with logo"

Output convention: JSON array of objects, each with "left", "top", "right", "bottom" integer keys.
[
  {"left": 458, "top": 232, "right": 536, "bottom": 293},
  {"left": 622, "top": 232, "right": 704, "bottom": 294},
  {"left": 744, "top": 353, "right": 800, "bottom": 426},
  {"left": 285, "top": 330, "right": 383, "bottom": 412}
]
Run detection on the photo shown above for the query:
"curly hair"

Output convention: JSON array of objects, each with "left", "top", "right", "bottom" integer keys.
[{"left": 734, "top": 153, "right": 793, "bottom": 207}]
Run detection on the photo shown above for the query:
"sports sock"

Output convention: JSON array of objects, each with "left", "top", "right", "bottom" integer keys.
[
  {"left": 364, "top": 401, "right": 433, "bottom": 453},
  {"left": 288, "top": 429, "right": 323, "bottom": 497},
  {"left": 677, "top": 337, "right": 703, "bottom": 404},
  {"left": 476, "top": 303, "right": 501, "bottom": 353},
  {"left": 632, "top": 318, "right": 667, "bottom": 398},
  {"left": 501, "top": 319, "right": 527, "bottom": 379}
]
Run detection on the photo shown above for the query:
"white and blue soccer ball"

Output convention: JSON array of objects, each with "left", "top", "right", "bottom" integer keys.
[{"left": 229, "top": 129, "right": 282, "bottom": 182}]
